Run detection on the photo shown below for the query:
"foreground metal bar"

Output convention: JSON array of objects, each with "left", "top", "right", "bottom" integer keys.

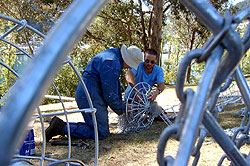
[
  {"left": 0, "top": 0, "right": 107, "bottom": 165},
  {"left": 68, "top": 60, "right": 99, "bottom": 165},
  {"left": 45, "top": 158, "right": 85, "bottom": 166},
  {"left": 174, "top": 46, "right": 223, "bottom": 166},
  {"left": 37, "top": 107, "right": 46, "bottom": 166},
  {"left": 14, "top": 155, "right": 83, "bottom": 166},
  {"left": 235, "top": 67, "right": 250, "bottom": 113}
]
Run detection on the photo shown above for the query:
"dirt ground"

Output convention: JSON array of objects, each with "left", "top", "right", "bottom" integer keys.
[{"left": 21, "top": 86, "right": 250, "bottom": 165}]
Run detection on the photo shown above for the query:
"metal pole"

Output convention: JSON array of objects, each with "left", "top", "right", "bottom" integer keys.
[
  {"left": 235, "top": 67, "right": 250, "bottom": 112},
  {"left": 174, "top": 46, "right": 224, "bottom": 166}
]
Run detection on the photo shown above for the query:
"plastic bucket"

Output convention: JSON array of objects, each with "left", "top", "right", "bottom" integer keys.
[{"left": 19, "top": 129, "right": 35, "bottom": 156}]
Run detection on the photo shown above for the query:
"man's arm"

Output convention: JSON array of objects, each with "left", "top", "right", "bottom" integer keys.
[
  {"left": 149, "top": 66, "right": 165, "bottom": 102},
  {"left": 125, "top": 70, "right": 136, "bottom": 88},
  {"left": 125, "top": 70, "right": 144, "bottom": 101},
  {"left": 149, "top": 82, "right": 165, "bottom": 102},
  {"left": 157, "top": 82, "right": 165, "bottom": 93},
  {"left": 100, "top": 61, "right": 126, "bottom": 115}
]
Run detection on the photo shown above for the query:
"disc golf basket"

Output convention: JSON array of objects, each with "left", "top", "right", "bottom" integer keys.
[{"left": 121, "top": 82, "right": 173, "bottom": 133}]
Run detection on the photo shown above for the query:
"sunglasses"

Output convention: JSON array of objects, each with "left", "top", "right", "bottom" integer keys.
[{"left": 145, "top": 59, "right": 155, "bottom": 64}]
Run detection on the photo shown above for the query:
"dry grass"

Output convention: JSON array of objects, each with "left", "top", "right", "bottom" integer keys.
[{"left": 30, "top": 86, "right": 250, "bottom": 166}]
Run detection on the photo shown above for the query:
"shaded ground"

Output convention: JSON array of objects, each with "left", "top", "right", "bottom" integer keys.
[{"left": 29, "top": 86, "right": 250, "bottom": 165}]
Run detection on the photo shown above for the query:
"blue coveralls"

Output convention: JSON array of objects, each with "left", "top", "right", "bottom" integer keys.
[{"left": 66, "top": 47, "right": 126, "bottom": 139}]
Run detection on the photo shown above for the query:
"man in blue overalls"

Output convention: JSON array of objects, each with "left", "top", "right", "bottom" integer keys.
[{"left": 46, "top": 44, "right": 143, "bottom": 141}]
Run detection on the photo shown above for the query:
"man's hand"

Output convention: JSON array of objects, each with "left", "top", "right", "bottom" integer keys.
[
  {"left": 149, "top": 90, "right": 159, "bottom": 102},
  {"left": 127, "top": 104, "right": 132, "bottom": 111},
  {"left": 135, "top": 92, "right": 143, "bottom": 102}
]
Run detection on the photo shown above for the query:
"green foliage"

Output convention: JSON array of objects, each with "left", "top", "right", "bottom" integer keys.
[
  {"left": 190, "top": 62, "right": 205, "bottom": 84},
  {"left": 86, "top": 1, "right": 145, "bottom": 48},
  {"left": 0, "top": 0, "right": 72, "bottom": 33},
  {"left": 0, "top": 47, "right": 18, "bottom": 99},
  {"left": 0, "top": 0, "right": 75, "bottom": 104},
  {"left": 0, "top": 19, "right": 21, "bottom": 100},
  {"left": 236, "top": 17, "right": 250, "bottom": 76},
  {"left": 242, "top": 51, "right": 250, "bottom": 75},
  {"left": 42, "top": 64, "right": 78, "bottom": 104},
  {"left": 163, "top": 58, "right": 178, "bottom": 85}
]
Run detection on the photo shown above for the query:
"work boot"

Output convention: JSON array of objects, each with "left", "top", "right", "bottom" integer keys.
[{"left": 45, "top": 116, "right": 66, "bottom": 142}]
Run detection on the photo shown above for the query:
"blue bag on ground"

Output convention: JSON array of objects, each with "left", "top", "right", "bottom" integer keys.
[{"left": 19, "top": 129, "right": 35, "bottom": 156}]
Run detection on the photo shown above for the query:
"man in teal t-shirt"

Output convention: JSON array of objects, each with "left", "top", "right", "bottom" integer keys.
[{"left": 124, "top": 49, "right": 165, "bottom": 102}]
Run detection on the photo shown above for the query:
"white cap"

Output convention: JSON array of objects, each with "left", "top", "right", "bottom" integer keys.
[{"left": 121, "top": 44, "right": 143, "bottom": 70}]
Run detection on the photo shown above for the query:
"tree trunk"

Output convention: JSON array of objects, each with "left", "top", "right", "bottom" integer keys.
[
  {"left": 186, "top": 30, "right": 196, "bottom": 83},
  {"left": 149, "top": 0, "right": 163, "bottom": 65},
  {"left": 138, "top": 0, "right": 148, "bottom": 51}
]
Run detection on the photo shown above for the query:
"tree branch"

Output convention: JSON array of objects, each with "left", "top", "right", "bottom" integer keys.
[
  {"left": 85, "top": 30, "right": 106, "bottom": 42},
  {"left": 98, "top": 11, "right": 131, "bottom": 40}
]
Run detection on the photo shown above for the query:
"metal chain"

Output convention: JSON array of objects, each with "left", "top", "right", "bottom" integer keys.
[
  {"left": 197, "top": 11, "right": 232, "bottom": 63},
  {"left": 175, "top": 88, "right": 194, "bottom": 139},
  {"left": 160, "top": 11, "right": 234, "bottom": 165},
  {"left": 191, "top": 126, "right": 208, "bottom": 165},
  {"left": 157, "top": 123, "right": 180, "bottom": 166}
]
